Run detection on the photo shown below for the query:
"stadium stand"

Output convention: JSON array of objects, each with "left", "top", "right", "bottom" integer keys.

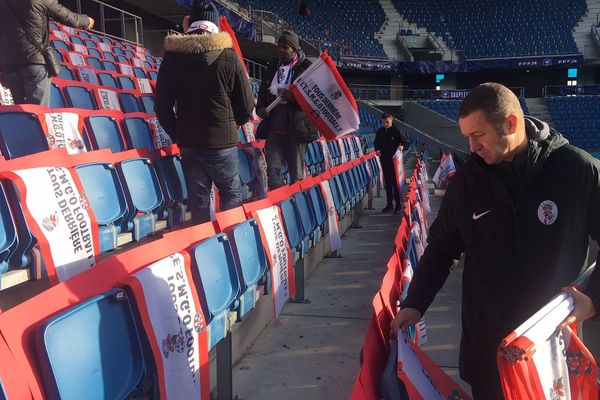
[
  {"left": 392, "top": 0, "right": 586, "bottom": 58},
  {"left": 419, "top": 97, "right": 530, "bottom": 121},
  {"left": 546, "top": 95, "right": 600, "bottom": 149},
  {"left": 238, "top": 0, "right": 386, "bottom": 58}
]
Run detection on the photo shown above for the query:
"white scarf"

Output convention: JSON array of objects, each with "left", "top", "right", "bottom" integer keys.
[{"left": 269, "top": 55, "right": 299, "bottom": 102}]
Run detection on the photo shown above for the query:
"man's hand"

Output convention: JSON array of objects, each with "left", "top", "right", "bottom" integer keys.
[
  {"left": 399, "top": 145, "right": 404, "bottom": 151},
  {"left": 257, "top": 107, "right": 268, "bottom": 119},
  {"left": 390, "top": 307, "right": 421, "bottom": 336},
  {"left": 282, "top": 89, "right": 295, "bottom": 102},
  {"left": 556, "top": 286, "right": 598, "bottom": 331},
  {"left": 87, "top": 17, "right": 95, "bottom": 30}
]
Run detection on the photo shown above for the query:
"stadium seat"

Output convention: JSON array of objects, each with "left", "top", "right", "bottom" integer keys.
[
  {"left": 119, "top": 92, "right": 142, "bottom": 113},
  {"left": 0, "top": 107, "right": 49, "bottom": 158},
  {"left": 50, "top": 83, "right": 67, "bottom": 108},
  {"left": 36, "top": 288, "right": 146, "bottom": 400},
  {"left": 238, "top": 149, "right": 255, "bottom": 201},
  {"left": 154, "top": 155, "right": 188, "bottom": 227},
  {"left": 84, "top": 113, "right": 126, "bottom": 153},
  {"left": 279, "top": 197, "right": 307, "bottom": 259},
  {"left": 293, "top": 190, "right": 320, "bottom": 247},
  {"left": 117, "top": 158, "right": 165, "bottom": 241},
  {"left": 0, "top": 184, "right": 19, "bottom": 275},
  {"left": 75, "top": 162, "right": 131, "bottom": 252},
  {"left": 64, "top": 84, "right": 98, "bottom": 110},
  {"left": 190, "top": 234, "right": 242, "bottom": 349},
  {"left": 122, "top": 115, "right": 154, "bottom": 150},
  {"left": 227, "top": 219, "right": 268, "bottom": 318}
]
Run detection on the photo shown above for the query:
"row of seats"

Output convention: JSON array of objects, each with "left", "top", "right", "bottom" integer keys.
[
  {"left": 0, "top": 147, "right": 381, "bottom": 398},
  {"left": 391, "top": 0, "right": 586, "bottom": 58},
  {"left": 546, "top": 95, "right": 600, "bottom": 148}
]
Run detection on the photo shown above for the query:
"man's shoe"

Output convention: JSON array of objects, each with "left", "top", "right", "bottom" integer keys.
[
  {"left": 382, "top": 203, "right": 393, "bottom": 212},
  {"left": 394, "top": 205, "right": 402, "bottom": 214}
]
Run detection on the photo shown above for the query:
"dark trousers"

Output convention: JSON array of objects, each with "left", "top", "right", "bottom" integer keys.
[
  {"left": 180, "top": 147, "right": 242, "bottom": 225},
  {"left": 265, "top": 133, "right": 307, "bottom": 189},
  {"left": 381, "top": 157, "right": 400, "bottom": 206},
  {"left": 4, "top": 64, "right": 51, "bottom": 106}
]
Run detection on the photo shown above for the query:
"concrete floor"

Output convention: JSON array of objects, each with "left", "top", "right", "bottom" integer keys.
[{"left": 232, "top": 193, "right": 471, "bottom": 399}]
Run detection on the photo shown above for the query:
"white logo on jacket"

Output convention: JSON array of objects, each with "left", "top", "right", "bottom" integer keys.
[{"left": 537, "top": 200, "right": 558, "bottom": 225}]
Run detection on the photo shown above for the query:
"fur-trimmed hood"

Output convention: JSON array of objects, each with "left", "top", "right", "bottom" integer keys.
[{"left": 164, "top": 31, "right": 233, "bottom": 54}]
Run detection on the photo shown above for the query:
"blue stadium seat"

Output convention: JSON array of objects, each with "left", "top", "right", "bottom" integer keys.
[
  {"left": 0, "top": 110, "right": 49, "bottom": 159},
  {"left": 117, "top": 76, "right": 136, "bottom": 90},
  {"left": 50, "top": 83, "right": 67, "bottom": 108},
  {"left": 228, "top": 219, "right": 269, "bottom": 318},
  {"left": 238, "top": 149, "right": 255, "bottom": 201},
  {"left": 154, "top": 155, "right": 188, "bottom": 227},
  {"left": 85, "top": 114, "right": 126, "bottom": 153},
  {"left": 308, "top": 185, "right": 328, "bottom": 234},
  {"left": 58, "top": 64, "right": 75, "bottom": 81},
  {"left": 119, "top": 93, "right": 142, "bottom": 113},
  {"left": 75, "top": 162, "right": 131, "bottom": 252},
  {"left": 293, "top": 191, "right": 319, "bottom": 247},
  {"left": 279, "top": 198, "right": 307, "bottom": 260},
  {"left": 3, "top": 181, "right": 39, "bottom": 272},
  {"left": 140, "top": 95, "right": 155, "bottom": 114},
  {"left": 117, "top": 158, "right": 165, "bottom": 241},
  {"left": 190, "top": 234, "right": 242, "bottom": 349},
  {"left": 0, "top": 184, "right": 18, "bottom": 275},
  {"left": 64, "top": 85, "right": 97, "bottom": 110},
  {"left": 36, "top": 288, "right": 146, "bottom": 400},
  {"left": 98, "top": 72, "right": 119, "bottom": 89},
  {"left": 122, "top": 116, "right": 154, "bottom": 150}
]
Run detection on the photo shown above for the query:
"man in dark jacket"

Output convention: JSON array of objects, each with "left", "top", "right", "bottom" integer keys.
[
  {"left": 374, "top": 112, "right": 409, "bottom": 213},
  {"left": 391, "top": 83, "right": 600, "bottom": 399},
  {"left": 154, "top": 1, "right": 254, "bottom": 224},
  {"left": 256, "top": 30, "right": 318, "bottom": 189},
  {"left": 0, "top": 0, "right": 93, "bottom": 106}
]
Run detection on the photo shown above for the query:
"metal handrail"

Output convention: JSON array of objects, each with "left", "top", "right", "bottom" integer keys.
[{"left": 75, "top": 0, "right": 143, "bottom": 44}]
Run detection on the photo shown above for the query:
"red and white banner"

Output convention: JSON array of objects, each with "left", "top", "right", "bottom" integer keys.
[
  {"left": 319, "top": 180, "right": 341, "bottom": 252},
  {"left": 54, "top": 30, "right": 69, "bottom": 42},
  {"left": 321, "top": 141, "right": 334, "bottom": 169},
  {"left": 289, "top": 52, "right": 359, "bottom": 140},
  {"left": 497, "top": 294, "right": 598, "bottom": 400},
  {"left": 135, "top": 52, "right": 147, "bottom": 62},
  {"left": 249, "top": 147, "right": 268, "bottom": 199},
  {"left": 98, "top": 42, "right": 111, "bottom": 52},
  {"left": 375, "top": 155, "right": 384, "bottom": 189},
  {"left": 242, "top": 122, "right": 256, "bottom": 143},
  {"left": 44, "top": 112, "right": 87, "bottom": 154},
  {"left": 97, "top": 88, "right": 121, "bottom": 111},
  {"left": 72, "top": 43, "right": 88, "bottom": 55},
  {"left": 219, "top": 16, "right": 248, "bottom": 77},
  {"left": 0, "top": 83, "right": 14, "bottom": 105},
  {"left": 148, "top": 117, "right": 173, "bottom": 149},
  {"left": 126, "top": 253, "right": 210, "bottom": 400},
  {"left": 397, "top": 333, "right": 470, "bottom": 399},
  {"left": 8, "top": 167, "right": 98, "bottom": 282},
  {"left": 209, "top": 184, "right": 218, "bottom": 221},
  {"left": 338, "top": 138, "right": 348, "bottom": 164},
  {"left": 119, "top": 63, "right": 134, "bottom": 77},
  {"left": 61, "top": 26, "right": 75, "bottom": 35},
  {"left": 131, "top": 58, "right": 144, "bottom": 68},
  {"left": 393, "top": 150, "right": 405, "bottom": 192},
  {"left": 254, "top": 206, "right": 295, "bottom": 319},
  {"left": 353, "top": 136, "right": 363, "bottom": 158},
  {"left": 432, "top": 153, "right": 456, "bottom": 189}
]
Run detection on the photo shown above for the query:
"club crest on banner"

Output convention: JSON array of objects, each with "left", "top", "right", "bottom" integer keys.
[
  {"left": 42, "top": 212, "right": 59, "bottom": 232},
  {"left": 162, "top": 326, "right": 185, "bottom": 359}
]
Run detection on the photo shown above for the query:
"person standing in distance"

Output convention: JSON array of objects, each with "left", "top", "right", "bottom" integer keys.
[
  {"left": 155, "top": 1, "right": 254, "bottom": 224},
  {"left": 0, "top": 0, "right": 94, "bottom": 106},
  {"left": 374, "top": 112, "right": 409, "bottom": 213},
  {"left": 256, "top": 30, "right": 318, "bottom": 189},
  {"left": 390, "top": 83, "right": 600, "bottom": 399}
]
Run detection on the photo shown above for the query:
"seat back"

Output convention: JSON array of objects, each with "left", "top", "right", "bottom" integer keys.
[
  {"left": 238, "top": 149, "right": 254, "bottom": 185},
  {"left": 75, "top": 163, "right": 129, "bottom": 226},
  {"left": 64, "top": 85, "right": 97, "bottom": 110},
  {"left": 118, "top": 158, "right": 164, "bottom": 214},
  {"left": 85, "top": 115, "right": 126, "bottom": 153},
  {"left": 50, "top": 84, "right": 67, "bottom": 108},
  {"left": 279, "top": 198, "right": 305, "bottom": 249},
  {"left": 0, "top": 183, "right": 18, "bottom": 273},
  {"left": 119, "top": 93, "right": 142, "bottom": 113},
  {"left": 98, "top": 72, "right": 119, "bottom": 89},
  {"left": 293, "top": 191, "right": 317, "bottom": 236},
  {"left": 0, "top": 110, "right": 49, "bottom": 158},
  {"left": 190, "top": 234, "right": 241, "bottom": 319},
  {"left": 140, "top": 95, "right": 155, "bottom": 114},
  {"left": 308, "top": 185, "right": 327, "bottom": 226},
  {"left": 117, "top": 76, "right": 136, "bottom": 90},
  {"left": 36, "top": 288, "right": 146, "bottom": 400},
  {"left": 229, "top": 219, "right": 268, "bottom": 287},
  {"left": 122, "top": 117, "right": 154, "bottom": 150},
  {"left": 155, "top": 155, "right": 188, "bottom": 204}
]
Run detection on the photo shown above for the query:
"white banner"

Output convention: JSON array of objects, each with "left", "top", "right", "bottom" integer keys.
[
  {"left": 250, "top": 148, "right": 268, "bottom": 199},
  {"left": 209, "top": 184, "right": 217, "bottom": 221},
  {"left": 131, "top": 58, "right": 144, "bottom": 68},
  {"left": 135, "top": 52, "right": 147, "bottom": 61},
  {"left": 338, "top": 138, "right": 348, "bottom": 164},
  {"left": 243, "top": 122, "right": 256, "bottom": 143},
  {"left": 375, "top": 155, "right": 384, "bottom": 189},
  {"left": 14, "top": 167, "right": 96, "bottom": 281},
  {"left": 72, "top": 43, "right": 88, "bottom": 55},
  {"left": 320, "top": 180, "right": 341, "bottom": 252},
  {"left": 397, "top": 333, "right": 445, "bottom": 399},
  {"left": 393, "top": 150, "right": 405, "bottom": 192},
  {"left": 148, "top": 118, "right": 172, "bottom": 149},
  {"left": 353, "top": 136, "right": 363, "bottom": 157},
  {"left": 61, "top": 26, "right": 75, "bottom": 35},
  {"left": 98, "top": 42, "right": 111, "bottom": 52},
  {"left": 77, "top": 68, "right": 99, "bottom": 85},
  {"left": 255, "top": 206, "right": 292, "bottom": 319},
  {"left": 97, "top": 89, "right": 121, "bottom": 111},
  {"left": 0, "top": 83, "right": 13, "bottom": 105},
  {"left": 44, "top": 112, "right": 86, "bottom": 154},
  {"left": 68, "top": 52, "right": 86, "bottom": 67},
  {"left": 54, "top": 31, "right": 69, "bottom": 42},
  {"left": 321, "top": 141, "right": 333, "bottom": 169},
  {"left": 133, "top": 254, "right": 206, "bottom": 399},
  {"left": 120, "top": 63, "right": 134, "bottom": 77},
  {"left": 432, "top": 154, "right": 456, "bottom": 189},
  {"left": 137, "top": 78, "right": 153, "bottom": 94}
]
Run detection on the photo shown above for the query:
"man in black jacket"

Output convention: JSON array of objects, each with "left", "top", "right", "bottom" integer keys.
[
  {"left": 0, "top": 0, "right": 93, "bottom": 106},
  {"left": 391, "top": 83, "right": 600, "bottom": 399},
  {"left": 256, "top": 30, "right": 318, "bottom": 189},
  {"left": 374, "top": 112, "right": 409, "bottom": 213},
  {"left": 155, "top": 1, "right": 254, "bottom": 224}
]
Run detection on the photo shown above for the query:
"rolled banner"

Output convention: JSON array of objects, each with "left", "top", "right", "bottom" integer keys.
[{"left": 265, "top": 95, "right": 283, "bottom": 114}]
